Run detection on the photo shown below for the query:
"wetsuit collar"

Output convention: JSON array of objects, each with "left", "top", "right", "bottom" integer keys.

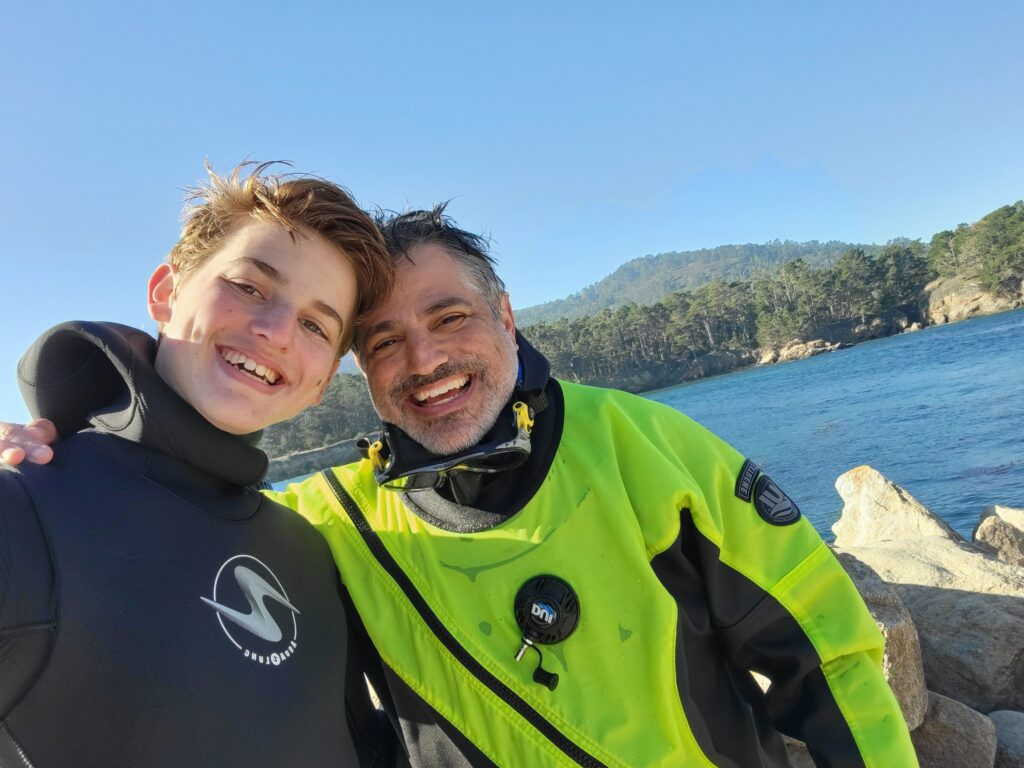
[{"left": 18, "top": 321, "right": 269, "bottom": 487}]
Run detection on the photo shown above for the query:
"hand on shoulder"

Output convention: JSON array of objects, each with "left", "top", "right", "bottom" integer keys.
[{"left": 0, "top": 418, "right": 58, "bottom": 465}]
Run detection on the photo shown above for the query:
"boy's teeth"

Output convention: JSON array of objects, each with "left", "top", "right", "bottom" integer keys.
[{"left": 221, "top": 349, "right": 280, "bottom": 384}]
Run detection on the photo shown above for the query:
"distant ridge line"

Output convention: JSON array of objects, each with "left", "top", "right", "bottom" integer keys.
[{"left": 516, "top": 239, "right": 890, "bottom": 325}]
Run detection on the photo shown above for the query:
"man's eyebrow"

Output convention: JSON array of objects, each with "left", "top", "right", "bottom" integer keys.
[
  {"left": 237, "top": 257, "right": 344, "bottom": 335},
  {"left": 424, "top": 296, "right": 472, "bottom": 316},
  {"left": 362, "top": 296, "right": 471, "bottom": 341}
]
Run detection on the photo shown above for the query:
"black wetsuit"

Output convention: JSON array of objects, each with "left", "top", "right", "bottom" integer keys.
[{"left": 0, "top": 322, "right": 392, "bottom": 768}]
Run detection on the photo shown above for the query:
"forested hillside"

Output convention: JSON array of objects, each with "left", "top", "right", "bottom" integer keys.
[
  {"left": 515, "top": 240, "right": 882, "bottom": 324},
  {"left": 264, "top": 201, "right": 1024, "bottom": 459}
]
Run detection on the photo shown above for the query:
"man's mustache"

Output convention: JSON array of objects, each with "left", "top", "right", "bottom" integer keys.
[{"left": 390, "top": 358, "right": 486, "bottom": 401}]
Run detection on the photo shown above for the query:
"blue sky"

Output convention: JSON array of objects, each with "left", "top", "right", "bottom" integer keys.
[{"left": 3, "top": 1, "right": 1022, "bottom": 420}]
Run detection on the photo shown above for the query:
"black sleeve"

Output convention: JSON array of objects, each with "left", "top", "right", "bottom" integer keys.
[
  {"left": 0, "top": 468, "right": 57, "bottom": 717},
  {"left": 341, "top": 584, "right": 409, "bottom": 768}
]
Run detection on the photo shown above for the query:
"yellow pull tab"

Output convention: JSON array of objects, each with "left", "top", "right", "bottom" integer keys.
[
  {"left": 512, "top": 401, "right": 534, "bottom": 434},
  {"left": 366, "top": 440, "right": 386, "bottom": 470}
]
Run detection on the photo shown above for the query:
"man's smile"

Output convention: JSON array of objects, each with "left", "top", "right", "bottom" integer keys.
[{"left": 411, "top": 374, "right": 472, "bottom": 407}]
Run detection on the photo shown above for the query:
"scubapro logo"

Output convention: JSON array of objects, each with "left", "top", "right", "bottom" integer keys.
[{"left": 201, "top": 554, "right": 299, "bottom": 666}]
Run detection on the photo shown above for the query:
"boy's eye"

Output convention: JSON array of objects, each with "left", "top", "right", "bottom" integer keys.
[
  {"left": 229, "top": 280, "right": 262, "bottom": 297},
  {"left": 302, "top": 318, "right": 328, "bottom": 339}
]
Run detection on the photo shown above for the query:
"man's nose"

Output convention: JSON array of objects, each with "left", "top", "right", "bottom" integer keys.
[{"left": 404, "top": 330, "right": 448, "bottom": 376}]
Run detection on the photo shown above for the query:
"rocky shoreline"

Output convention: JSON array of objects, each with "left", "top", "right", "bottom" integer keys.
[
  {"left": 755, "top": 275, "right": 1022, "bottom": 366},
  {"left": 782, "top": 466, "right": 1024, "bottom": 768}
]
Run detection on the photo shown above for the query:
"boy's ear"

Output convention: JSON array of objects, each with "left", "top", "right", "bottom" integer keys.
[
  {"left": 147, "top": 263, "right": 178, "bottom": 323},
  {"left": 312, "top": 359, "right": 342, "bottom": 405}
]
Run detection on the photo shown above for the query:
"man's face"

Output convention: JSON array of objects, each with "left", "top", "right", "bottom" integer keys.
[
  {"left": 149, "top": 219, "right": 357, "bottom": 434},
  {"left": 356, "top": 243, "right": 519, "bottom": 455}
]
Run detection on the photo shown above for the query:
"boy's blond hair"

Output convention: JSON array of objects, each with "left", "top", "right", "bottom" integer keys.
[{"left": 170, "top": 162, "right": 392, "bottom": 353}]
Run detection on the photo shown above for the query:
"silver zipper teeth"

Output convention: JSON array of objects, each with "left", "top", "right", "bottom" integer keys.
[{"left": 0, "top": 726, "right": 36, "bottom": 768}]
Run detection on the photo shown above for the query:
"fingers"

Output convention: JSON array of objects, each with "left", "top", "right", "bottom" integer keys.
[
  {"left": 25, "top": 418, "right": 59, "bottom": 444},
  {"left": 0, "top": 419, "right": 58, "bottom": 465},
  {"left": 0, "top": 446, "right": 27, "bottom": 465}
]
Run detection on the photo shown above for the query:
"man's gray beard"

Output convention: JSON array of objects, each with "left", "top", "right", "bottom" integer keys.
[
  {"left": 372, "top": 356, "right": 518, "bottom": 457},
  {"left": 402, "top": 370, "right": 515, "bottom": 456}
]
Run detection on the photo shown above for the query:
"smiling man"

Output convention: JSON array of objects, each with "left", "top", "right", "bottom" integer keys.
[
  {"left": 273, "top": 206, "right": 919, "bottom": 767},
  {"left": 0, "top": 164, "right": 396, "bottom": 767}
]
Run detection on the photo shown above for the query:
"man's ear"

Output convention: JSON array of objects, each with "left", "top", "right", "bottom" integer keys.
[
  {"left": 312, "top": 359, "right": 342, "bottom": 405},
  {"left": 147, "top": 263, "right": 178, "bottom": 324},
  {"left": 499, "top": 293, "right": 517, "bottom": 339}
]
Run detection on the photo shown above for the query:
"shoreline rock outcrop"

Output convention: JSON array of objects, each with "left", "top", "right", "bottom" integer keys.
[
  {"left": 828, "top": 466, "right": 1024, "bottom": 767},
  {"left": 926, "top": 275, "right": 1023, "bottom": 325}
]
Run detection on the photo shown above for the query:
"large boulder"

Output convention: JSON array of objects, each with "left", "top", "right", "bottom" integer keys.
[
  {"left": 832, "top": 467, "right": 1024, "bottom": 712},
  {"left": 974, "top": 506, "right": 1024, "bottom": 567},
  {"left": 835, "top": 552, "right": 928, "bottom": 730},
  {"left": 911, "top": 691, "right": 997, "bottom": 768},
  {"left": 833, "top": 466, "right": 962, "bottom": 546},
  {"left": 989, "top": 710, "right": 1024, "bottom": 768}
]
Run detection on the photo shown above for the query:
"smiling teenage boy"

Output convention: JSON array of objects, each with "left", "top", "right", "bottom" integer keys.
[{"left": 0, "top": 164, "right": 395, "bottom": 768}]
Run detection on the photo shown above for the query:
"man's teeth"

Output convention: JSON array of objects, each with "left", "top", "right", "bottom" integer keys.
[
  {"left": 412, "top": 375, "right": 470, "bottom": 402},
  {"left": 221, "top": 350, "right": 280, "bottom": 384}
]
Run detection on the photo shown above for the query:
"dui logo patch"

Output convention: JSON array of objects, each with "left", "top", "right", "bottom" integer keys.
[{"left": 752, "top": 474, "right": 801, "bottom": 526}]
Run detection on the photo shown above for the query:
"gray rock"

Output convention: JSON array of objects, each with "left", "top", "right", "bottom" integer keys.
[
  {"left": 836, "top": 538, "right": 1024, "bottom": 713},
  {"left": 975, "top": 514, "right": 1024, "bottom": 567},
  {"left": 833, "top": 465, "right": 963, "bottom": 546},
  {"left": 990, "top": 710, "right": 1024, "bottom": 768},
  {"left": 836, "top": 552, "right": 929, "bottom": 730},
  {"left": 831, "top": 466, "right": 1024, "bottom": 712},
  {"left": 911, "top": 691, "right": 996, "bottom": 768}
]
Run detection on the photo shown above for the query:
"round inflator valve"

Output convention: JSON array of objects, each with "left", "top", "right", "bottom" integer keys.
[{"left": 514, "top": 575, "right": 579, "bottom": 646}]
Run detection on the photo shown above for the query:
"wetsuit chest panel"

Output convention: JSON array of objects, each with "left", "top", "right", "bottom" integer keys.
[{"left": 8, "top": 436, "right": 353, "bottom": 768}]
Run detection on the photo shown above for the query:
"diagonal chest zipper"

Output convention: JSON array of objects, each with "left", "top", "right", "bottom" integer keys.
[{"left": 320, "top": 470, "right": 608, "bottom": 768}]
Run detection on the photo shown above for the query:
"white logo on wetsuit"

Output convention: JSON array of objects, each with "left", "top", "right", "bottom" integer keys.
[{"left": 201, "top": 554, "right": 299, "bottom": 666}]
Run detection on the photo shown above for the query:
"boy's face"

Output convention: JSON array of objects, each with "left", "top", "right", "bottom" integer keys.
[{"left": 148, "top": 219, "right": 357, "bottom": 434}]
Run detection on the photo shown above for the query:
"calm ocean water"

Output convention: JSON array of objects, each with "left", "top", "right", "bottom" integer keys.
[{"left": 645, "top": 308, "right": 1024, "bottom": 540}]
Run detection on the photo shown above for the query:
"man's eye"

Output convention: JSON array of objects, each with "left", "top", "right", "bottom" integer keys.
[
  {"left": 372, "top": 337, "right": 397, "bottom": 352},
  {"left": 440, "top": 313, "right": 466, "bottom": 326}
]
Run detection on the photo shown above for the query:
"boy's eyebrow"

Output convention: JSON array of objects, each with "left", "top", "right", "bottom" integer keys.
[{"left": 238, "top": 257, "right": 344, "bottom": 335}]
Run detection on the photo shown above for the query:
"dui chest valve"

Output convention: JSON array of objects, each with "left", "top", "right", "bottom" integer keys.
[{"left": 513, "top": 575, "right": 580, "bottom": 691}]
